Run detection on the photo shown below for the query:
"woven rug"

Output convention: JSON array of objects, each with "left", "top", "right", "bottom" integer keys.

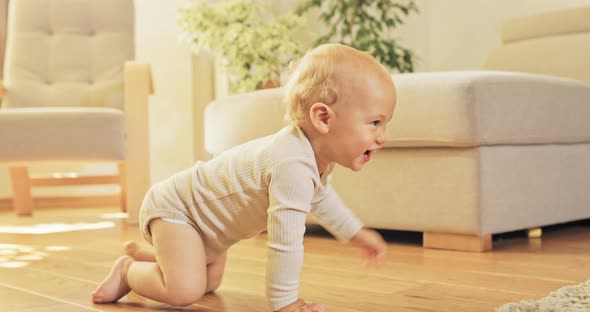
[{"left": 496, "top": 280, "right": 590, "bottom": 312}]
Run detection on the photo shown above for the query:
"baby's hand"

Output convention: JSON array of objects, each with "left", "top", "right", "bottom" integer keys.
[
  {"left": 276, "top": 298, "right": 325, "bottom": 312},
  {"left": 350, "top": 228, "right": 387, "bottom": 266}
]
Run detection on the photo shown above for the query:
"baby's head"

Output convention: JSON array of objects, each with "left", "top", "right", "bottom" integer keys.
[
  {"left": 284, "top": 43, "right": 397, "bottom": 172},
  {"left": 284, "top": 43, "right": 395, "bottom": 127}
]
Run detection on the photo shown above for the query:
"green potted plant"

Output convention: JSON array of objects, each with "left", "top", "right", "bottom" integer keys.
[
  {"left": 178, "top": 0, "right": 305, "bottom": 94},
  {"left": 297, "top": 0, "right": 419, "bottom": 73}
]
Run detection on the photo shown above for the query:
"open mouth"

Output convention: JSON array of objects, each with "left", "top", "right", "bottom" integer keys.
[{"left": 363, "top": 148, "right": 382, "bottom": 162}]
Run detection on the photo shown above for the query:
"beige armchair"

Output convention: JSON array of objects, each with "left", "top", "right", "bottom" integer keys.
[{"left": 0, "top": 0, "right": 153, "bottom": 223}]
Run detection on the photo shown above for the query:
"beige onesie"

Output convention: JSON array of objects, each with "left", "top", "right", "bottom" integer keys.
[{"left": 139, "top": 124, "right": 364, "bottom": 310}]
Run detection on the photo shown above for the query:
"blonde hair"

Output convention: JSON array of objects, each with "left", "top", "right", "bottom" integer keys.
[{"left": 283, "top": 43, "right": 385, "bottom": 126}]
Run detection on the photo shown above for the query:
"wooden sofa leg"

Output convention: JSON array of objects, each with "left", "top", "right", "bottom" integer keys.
[
  {"left": 527, "top": 227, "right": 542, "bottom": 238},
  {"left": 423, "top": 232, "right": 492, "bottom": 252},
  {"left": 9, "top": 166, "right": 34, "bottom": 216},
  {"left": 118, "top": 162, "right": 127, "bottom": 213}
]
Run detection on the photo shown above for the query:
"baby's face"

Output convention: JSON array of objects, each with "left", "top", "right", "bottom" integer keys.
[{"left": 326, "top": 70, "right": 396, "bottom": 171}]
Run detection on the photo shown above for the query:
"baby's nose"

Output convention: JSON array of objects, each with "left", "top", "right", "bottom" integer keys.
[{"left": 376, "top": 130, "right": 386, "bottom": 145}]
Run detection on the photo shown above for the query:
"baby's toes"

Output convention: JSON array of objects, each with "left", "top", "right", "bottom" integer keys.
[{"left": 91, "top": 290, "right": 104, "bottom": 303}]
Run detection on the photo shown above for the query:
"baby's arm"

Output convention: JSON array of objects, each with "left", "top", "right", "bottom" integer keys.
[
  {"left": 311, "top": 185, "right": 387, "bottom": 265},
  {"left": 266, "top": 161, "right": 320, "bottom": 311},
  {"left": 350, "top": 228, "right": 387, "bottom": 266},
  {"left": 310, "top": 184, "right": 364, "bottom": 241},
  {"left": 266, "top": 203, "right": 307, "bottom": 310},
  {"left": 267, "top": 209, "right": 325, "bottom": 312}
]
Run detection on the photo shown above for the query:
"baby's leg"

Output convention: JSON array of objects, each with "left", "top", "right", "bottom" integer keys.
[
  {"left": 95, "top": 218, "right": 208, "bottom": 306},
  {"left": 91, "top": 255, "right": 132, "bottom": 303},
  {"left": 127, "top": 218, "right": 208, "bottom": 305},
  {"left": 124, "top": 241, "right": 227, "bottom": 294},
  {"left": 205, "top": 251, "right": 227, "bottom": 293},
  {"left": 124, "top": 240, "right": 156, "bottom": 262}
]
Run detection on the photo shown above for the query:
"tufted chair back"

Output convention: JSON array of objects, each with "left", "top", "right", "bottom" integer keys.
[
  {"left": 2, "top": 0, "right": 134, "bottom": 109},
  {"left": 0, "top": 0, "right": 153, "bottom": 222}
]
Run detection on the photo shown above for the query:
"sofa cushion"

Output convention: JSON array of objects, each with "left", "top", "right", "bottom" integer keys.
[
  {"left": 0, "top": 107, "right": 125, "bottom": 161},
  {"left": 204, "top": 71, "right": 590, "bottom": 155}
]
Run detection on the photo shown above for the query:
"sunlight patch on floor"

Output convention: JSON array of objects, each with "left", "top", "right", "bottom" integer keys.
[
  {"left": 0, "top": 261, "right": 28, "bottom": 268},
  {"left": 100, "top": 212, "right": 128, "bottom": 219},
  {"left": 14, "top": 254, "right": 47, "bottom": 261},
  {"left": 44, "top": 246, "right": 72, "bottom": 251},
  {"left": 0, "top": 221, "right": 115, "bottom": 234},
  {"left": 0, "top": 244, "right": 62, "bottom": 268}
]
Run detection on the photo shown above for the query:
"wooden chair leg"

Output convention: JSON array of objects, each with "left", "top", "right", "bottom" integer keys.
[
  {"left": 9, "top": 166, "right": 34, "bottom": 216},
  {"left": 423, "top": 232, "right": 492, "bottom": 252},
  {"left": 527, "top": 227, "right": 542, "bottom": 239},
  {"left": 117, "top": 162, "right": 127, "bottom": 213}
]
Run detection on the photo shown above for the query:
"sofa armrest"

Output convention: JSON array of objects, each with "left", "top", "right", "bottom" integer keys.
[
  {"left": 485, "top": 6, "right": 590, "bottom": 84},
  {"left": 124, "top": 61, "right": 154, "bottom": 224},
  {"left": 502, "top": 6, "right": 590, "bottom": 43},
  {"left": 204, "top": 88, "right": 287, "bottom": 156}
]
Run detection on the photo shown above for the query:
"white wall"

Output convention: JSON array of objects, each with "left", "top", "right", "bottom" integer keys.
[
  {"left": 406, "top": 0, "right": 590, "bottom": 72},
  {"left": 135, "top": 1, "right": 198, "bottom": 181}
]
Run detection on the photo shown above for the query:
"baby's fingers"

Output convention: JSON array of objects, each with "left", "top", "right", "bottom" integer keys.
[
  {"left": 306, "top": 303, "right": 325, "bottom": 312},
  {"left": 363, "top": 249, "right": 386, "bottom": 267},
  {"left": 375, "top": 248, "right": 386, "bottom": 264},
  {"left": 292, "top": 303, "right": 325, "bottom": 312}
]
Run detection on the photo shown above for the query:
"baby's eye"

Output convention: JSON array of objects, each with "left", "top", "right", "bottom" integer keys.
[{"left": 371, "top": 120, "right": 381, "bottom": 126}]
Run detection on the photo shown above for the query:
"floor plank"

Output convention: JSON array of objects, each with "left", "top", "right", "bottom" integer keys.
[{"left": 0, "top": 281, "right": 96, "bottom": 312}]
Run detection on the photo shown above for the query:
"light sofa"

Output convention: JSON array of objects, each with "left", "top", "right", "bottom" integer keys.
[{"left": 204, "top": 6, "right": 590, "bottom": 252}]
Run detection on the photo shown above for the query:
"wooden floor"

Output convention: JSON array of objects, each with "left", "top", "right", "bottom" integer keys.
[{"left": 0, "top": 207, "right": 589, "bottom": 312}]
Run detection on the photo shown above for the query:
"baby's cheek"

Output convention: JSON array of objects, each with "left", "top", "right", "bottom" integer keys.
[{"left": 358, "top": 134, "right": 373, "bottom": 148}]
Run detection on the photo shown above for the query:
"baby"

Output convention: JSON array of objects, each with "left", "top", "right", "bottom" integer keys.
[{"left": 93, "top": 43, "right": 397, "bottom": 312}]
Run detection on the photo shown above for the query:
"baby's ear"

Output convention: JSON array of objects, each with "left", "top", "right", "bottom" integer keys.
[{"left": 309, "top": 102, "right": 332, "bottom": 134}]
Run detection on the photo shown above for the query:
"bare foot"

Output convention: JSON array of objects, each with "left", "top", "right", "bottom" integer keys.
[
  {"left": 123, "top": 240, "right": 141, "bottom": 259},
  {"left": 124, "top": 240, "right": 156, "bottom": 262},
  {"left": 92, "top": 255, "right": 132, "bottom": 303}
]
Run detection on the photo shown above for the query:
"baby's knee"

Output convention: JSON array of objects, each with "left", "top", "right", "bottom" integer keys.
[
  {"left": 206, "top": 277, "right": 222, "bottom": 293},
  {"left": 206, "top": 252, "right": 227, "bottom": 293},
  {"left": 166, "top": 275, "right": 206, "bottom": 305},
  {"left": 167, "top": 283, "right": 206, "bottom": 306}
]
